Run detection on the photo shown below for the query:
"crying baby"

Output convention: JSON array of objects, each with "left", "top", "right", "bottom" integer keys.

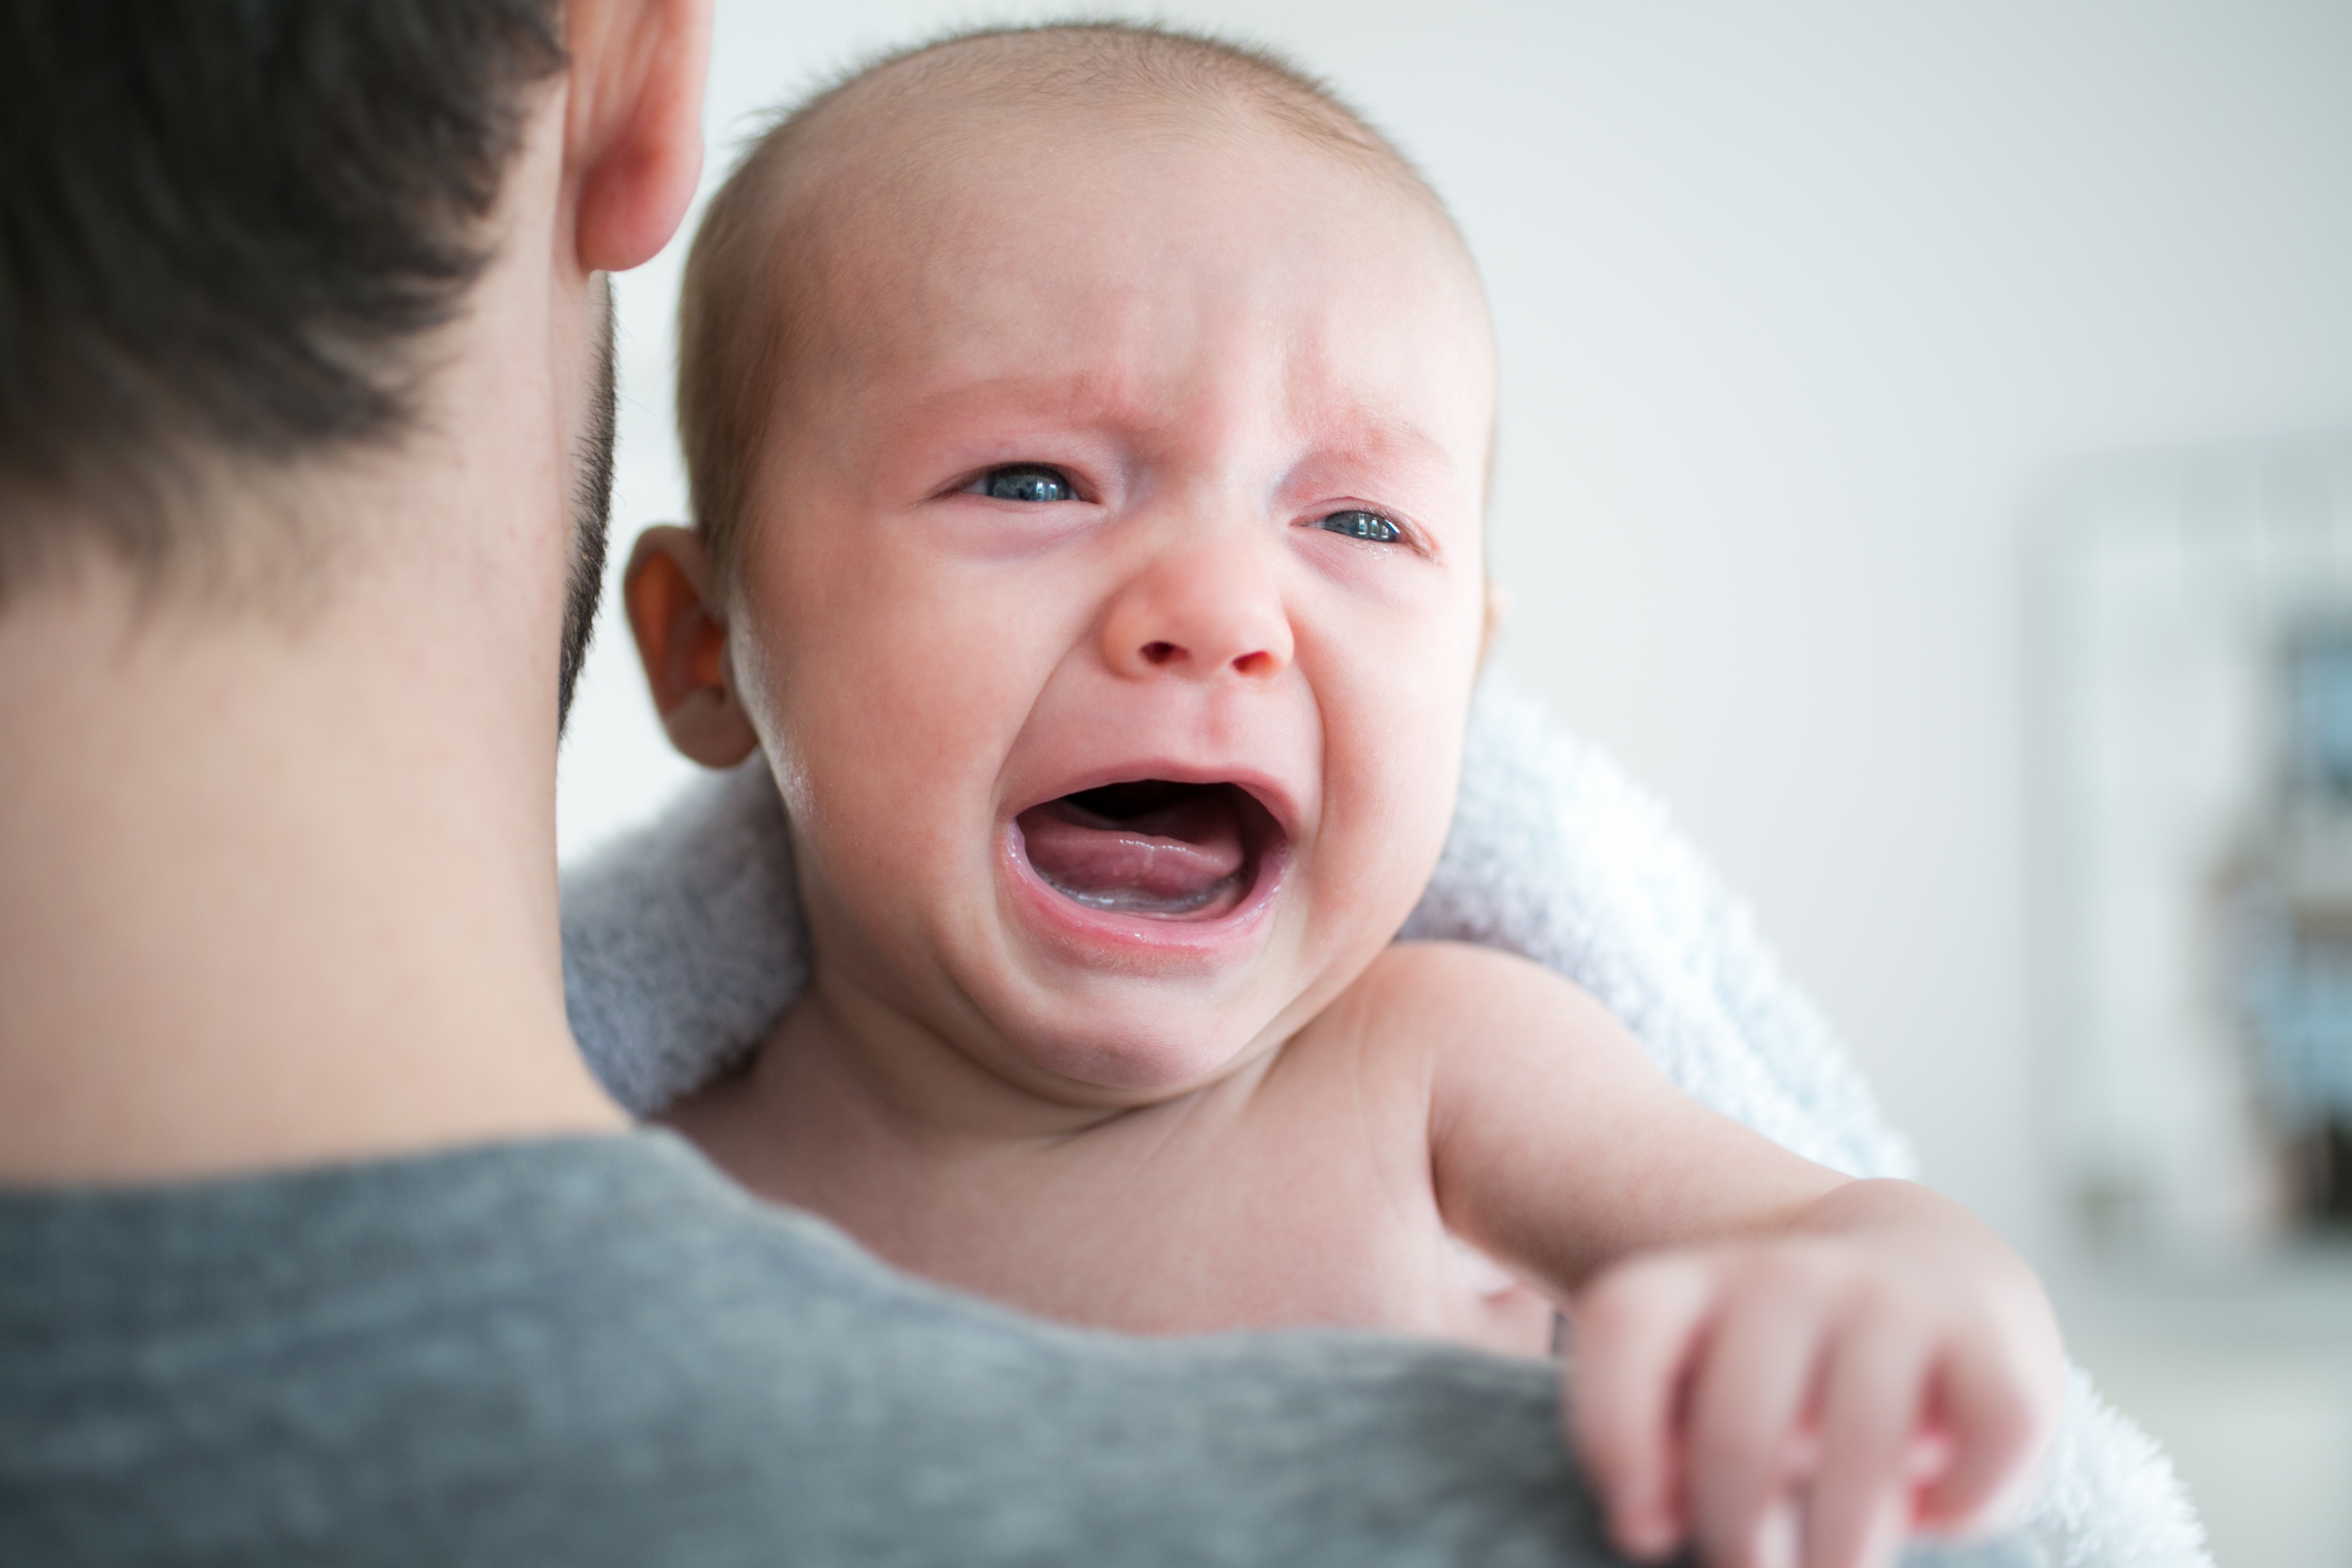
[{"left": 620, "top": 24, "right": 2063, "bottom": 1568}]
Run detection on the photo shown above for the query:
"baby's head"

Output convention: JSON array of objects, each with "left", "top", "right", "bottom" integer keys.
[{"left": 630, "top": 24, "right": 1496, "bottom": 1106}]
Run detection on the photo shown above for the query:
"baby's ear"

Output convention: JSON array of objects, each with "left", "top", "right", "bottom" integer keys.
[
  {"left": 624, "top": 525, "right": 759, "bottom": 769},
  {"left": 1478, "top": 579, "right": 1508, "bottom": 667}
]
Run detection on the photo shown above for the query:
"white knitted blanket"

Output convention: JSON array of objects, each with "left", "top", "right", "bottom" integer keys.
[{"left": 562, "top": 670, "right": 2209, "bottom": 1568}]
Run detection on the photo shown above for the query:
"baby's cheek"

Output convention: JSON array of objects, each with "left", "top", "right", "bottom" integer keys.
[
  {"left": 1313, "top": 659, "right": 1471, "bottom": 916},
  {"left": 753, "top": 536, "right": 996, "bottom": 785}
]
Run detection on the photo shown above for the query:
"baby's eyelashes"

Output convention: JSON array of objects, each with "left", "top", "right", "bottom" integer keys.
[
  {"left": 955, "top": 471, "right": 1415, "bottom": 552},
  {"left": 969, "top": 465, "right": 1077, "bottom": 503}
]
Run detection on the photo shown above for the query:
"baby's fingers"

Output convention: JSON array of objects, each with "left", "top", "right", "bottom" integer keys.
[
  {"left": 1686, "top": 1271, "right": 1827, "bottom": 1568},
  {"left": 1914, "top": 1332, "right": 2050, "bottom": 1533},
  {"left": 1805, "top": 1319, "right": 1930, "bottom": 1568},
  {"left": 1569, "top": 1255, "right": 1718, "bottom": 1561}
]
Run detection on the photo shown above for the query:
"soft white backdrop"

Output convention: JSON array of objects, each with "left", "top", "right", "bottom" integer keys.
[{"left": 557, "top": 13, "right": 2352, "bottom": 1546}]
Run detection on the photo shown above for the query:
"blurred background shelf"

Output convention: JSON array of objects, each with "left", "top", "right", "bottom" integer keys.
[{"left": 2030, "top": 439, "right": 2352, "bottom": 1259}]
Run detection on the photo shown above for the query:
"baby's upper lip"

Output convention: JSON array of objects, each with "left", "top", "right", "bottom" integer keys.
[{"left": 1012, "top": 759, "right": 1304, "bottom": 843}]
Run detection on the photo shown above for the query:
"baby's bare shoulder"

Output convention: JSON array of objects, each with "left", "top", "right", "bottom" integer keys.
[
  {"left": 1352, "top": 940, "right": 1617, "bottom": 1029},
  {"left": 1298, "top": 941, "right": 1628, "bottom": 1083}
]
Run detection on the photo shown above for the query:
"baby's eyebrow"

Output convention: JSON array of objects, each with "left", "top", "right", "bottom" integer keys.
[
  {"left": 897, "top": 376, "right": 1458, "bottom": 459},
  {"left": 893, "top": 369, "right": 1166, "bottom": 433},
  {"left": 1294, "top": 408, "right": 1454, "bottom": 473},
  {"left": 1270, "top": 400, "right": 1477, "bottom": 508}
]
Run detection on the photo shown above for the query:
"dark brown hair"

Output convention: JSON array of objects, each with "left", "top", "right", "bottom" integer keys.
[{"left": 0, "top": 0, "right": 567, "bottom": 599}]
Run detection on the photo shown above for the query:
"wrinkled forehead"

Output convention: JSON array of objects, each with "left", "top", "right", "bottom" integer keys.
[{"left": 765, "top": 94, "right": 1496, "bottom": 460}]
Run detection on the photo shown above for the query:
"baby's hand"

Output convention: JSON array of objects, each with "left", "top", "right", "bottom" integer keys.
[{"left": 1564, "top": 1180, "right": 2063, "bottom": 1568}]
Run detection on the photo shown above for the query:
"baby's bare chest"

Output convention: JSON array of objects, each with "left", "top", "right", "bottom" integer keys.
[{"left": 824, "top": 1042, "right": 1555, "bottom": 1357}]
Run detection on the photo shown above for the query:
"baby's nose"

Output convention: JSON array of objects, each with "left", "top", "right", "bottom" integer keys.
[{"left": 1101, "top": 543, "right": 1293, "bottom": 683}]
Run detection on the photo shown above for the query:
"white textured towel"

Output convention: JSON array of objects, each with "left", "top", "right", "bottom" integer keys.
[{"left": 562, "top": 670, "right": 2209, "bottom": 1568}]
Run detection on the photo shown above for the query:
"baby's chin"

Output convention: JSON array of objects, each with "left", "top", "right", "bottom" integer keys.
[
  {"left": 981, "top": 993, "right": 1286, "bottom": 1103},
  {"left": 969, "top": 776, "right": 1436, "bottom": 1102},
  {"left": 966, "top": 905, "right": 1411, "bottom": 1114}
]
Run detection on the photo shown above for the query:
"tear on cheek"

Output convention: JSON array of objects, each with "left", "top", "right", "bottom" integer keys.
[{"left": 1015, "top": 781, "right": 1281, "bottom": 920}]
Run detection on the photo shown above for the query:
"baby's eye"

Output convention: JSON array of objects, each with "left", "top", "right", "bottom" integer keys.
[
  {"left": 969, "top": 465, "right": 1075, "bottom": 503},
  {"left": 1314, "top": 509, "right": 1403, "bottom": 544}
]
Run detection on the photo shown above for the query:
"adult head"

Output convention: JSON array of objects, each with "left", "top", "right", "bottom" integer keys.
[{"left": 0, "top": 0, "right": 711, "bottom": 1181}]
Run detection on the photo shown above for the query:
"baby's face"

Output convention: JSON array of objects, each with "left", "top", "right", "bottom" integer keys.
[{"left": 727, "top": 110, "right": 1494, "bottom": 1107}]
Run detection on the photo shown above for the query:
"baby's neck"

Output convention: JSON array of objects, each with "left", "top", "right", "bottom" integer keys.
[
  {"left": 803, "top": 968, "right": 1151, "bottom": 1141},
  {"left": 662, "top": 963, "right": 1205, "bottom": 1194},
  {"left": 660, "top": 964, "right": 1292, "bottom": 1291}
]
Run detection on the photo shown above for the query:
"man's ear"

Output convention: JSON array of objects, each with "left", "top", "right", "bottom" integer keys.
[
  {"left": 564, "top": 0, "right": 712, "bottom": 273},
  {"left": 625, "top": 526, "right": 759, "bottom": 768}
]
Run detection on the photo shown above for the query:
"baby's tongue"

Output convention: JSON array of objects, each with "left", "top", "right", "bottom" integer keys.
[{"left": 1018, "top": 784, "right": 1248, "bottom": 917}]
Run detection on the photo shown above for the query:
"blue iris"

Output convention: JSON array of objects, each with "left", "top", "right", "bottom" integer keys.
[
  {"left": 982, "top": 466, "right": 1072, "bottom": 503},
  {"left": 1316, "top": 510, "right": 1402, "bottom": 544}
]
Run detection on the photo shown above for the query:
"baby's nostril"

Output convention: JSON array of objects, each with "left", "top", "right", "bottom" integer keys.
[{"left": 1142, "top": 641, "right": 1178, "bottom": 666}]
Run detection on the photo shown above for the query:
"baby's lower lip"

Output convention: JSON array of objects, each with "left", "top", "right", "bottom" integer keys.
[{"left": 1003, "top": 780, "right": 1287, "bottom": 956}]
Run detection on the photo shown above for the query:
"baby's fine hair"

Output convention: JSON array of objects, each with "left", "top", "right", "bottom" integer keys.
[{"left": 675, "top": 21, "right": 1456, "bottom": 583}]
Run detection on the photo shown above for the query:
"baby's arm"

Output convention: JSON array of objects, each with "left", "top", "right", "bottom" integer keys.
[{"left": 1387, "top": 943, "right": 2063, "bottom": 1568}]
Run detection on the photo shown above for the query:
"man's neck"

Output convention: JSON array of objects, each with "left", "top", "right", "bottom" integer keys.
[{"left": 0, "top": 552, "right": 623, "bottom": 1187}]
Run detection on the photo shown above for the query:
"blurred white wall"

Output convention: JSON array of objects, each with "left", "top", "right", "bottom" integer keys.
[{"left": 559, "top": 0, "right": 2352, "bottom": 1276}]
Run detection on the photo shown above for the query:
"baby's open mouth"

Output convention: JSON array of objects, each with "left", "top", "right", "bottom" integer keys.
[{"left": 1016, "top": 780, "right": 1280, "bottom": 920}]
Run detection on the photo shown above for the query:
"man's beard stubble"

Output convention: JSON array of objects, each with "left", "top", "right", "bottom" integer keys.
[{"left": 556, "top": 286, "right": 618, "bottom": 732}]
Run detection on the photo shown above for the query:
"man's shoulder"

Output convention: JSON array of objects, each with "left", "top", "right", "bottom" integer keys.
[
  {"left": 0, "top": 1131, "right": 1596, "bottom": 1568},
  {"left": 0, "top": 1133, "right": 980, "bottom": 1562},
  {"left": 0, "top": 1130, "right": 969, "bottom": 1419},
  {"left": 0, "top": 1130, "right": 866, "bottom": 1330}
]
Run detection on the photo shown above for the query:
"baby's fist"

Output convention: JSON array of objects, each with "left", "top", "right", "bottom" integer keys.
[{"left": 1564, "top": 1181, "right": 2062, "bottom": 1568}]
